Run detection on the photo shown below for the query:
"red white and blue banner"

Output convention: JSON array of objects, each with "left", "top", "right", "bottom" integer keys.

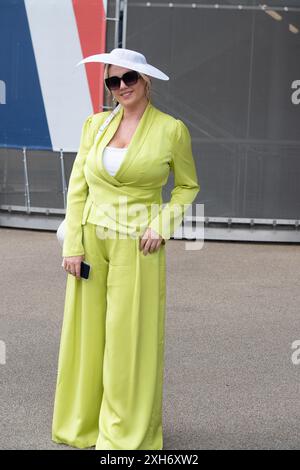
[{"left": 0, "top": 0, "right": 107, "bottom": 151}]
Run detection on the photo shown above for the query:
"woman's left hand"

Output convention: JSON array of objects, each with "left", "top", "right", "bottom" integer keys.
[{"left": 139, "top": 227, "right": 165, "bottom": 255}]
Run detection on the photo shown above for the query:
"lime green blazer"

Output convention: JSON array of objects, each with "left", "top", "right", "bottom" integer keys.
[{"left": 63, "top": 100, "right": 200, "bottom": 257}]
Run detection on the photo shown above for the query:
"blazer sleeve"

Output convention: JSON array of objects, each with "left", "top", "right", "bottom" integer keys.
[
  {"left": 148, "top": 118, "right": 200, "bottom": 240},
  {"left": 62, "top": 114, "right": 94, "bottom": 257}
]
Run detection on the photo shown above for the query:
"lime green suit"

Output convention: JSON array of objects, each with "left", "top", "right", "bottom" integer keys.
[{"left": 52, "top": 100, "right": 200, "bottom": 449}]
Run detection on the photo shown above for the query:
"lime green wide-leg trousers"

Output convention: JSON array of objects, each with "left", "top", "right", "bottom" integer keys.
[{"left": 52, "top": 222, "right": 166, "bottom": 450}]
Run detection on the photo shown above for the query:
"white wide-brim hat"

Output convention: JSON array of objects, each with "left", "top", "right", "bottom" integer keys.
[{"left": 76, "top": 47, "right": 169, "bottom": 81}]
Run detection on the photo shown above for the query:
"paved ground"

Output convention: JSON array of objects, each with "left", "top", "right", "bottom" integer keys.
[{"left": 1, "top": 226, "right": 300, "bottom": 450}]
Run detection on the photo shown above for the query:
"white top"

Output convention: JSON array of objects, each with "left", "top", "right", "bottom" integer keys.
[{"left": 102, "top": 145, "right": 128, "bottom": 176}]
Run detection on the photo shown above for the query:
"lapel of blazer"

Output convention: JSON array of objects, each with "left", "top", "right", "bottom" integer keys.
[{"left": 94, "top": 100, "right": 155, "bottom": 186}]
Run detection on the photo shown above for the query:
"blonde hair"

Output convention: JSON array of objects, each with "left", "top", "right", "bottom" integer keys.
[{"left": 104, "top": 63, "right": 152, "bottom": 105}]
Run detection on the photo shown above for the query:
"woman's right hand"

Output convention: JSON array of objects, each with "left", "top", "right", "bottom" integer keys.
[{"left": 62, "top": 255, "right": 85, "bottom": 279}]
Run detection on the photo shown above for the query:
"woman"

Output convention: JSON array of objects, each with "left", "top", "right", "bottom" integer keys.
[{"left": 52, "top": 48, "right": 200, "bottom": 450}]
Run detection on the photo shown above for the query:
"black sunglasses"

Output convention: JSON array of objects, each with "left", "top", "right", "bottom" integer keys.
[{"left": 105, "top": 70, "right": 141, "bottom": 91}]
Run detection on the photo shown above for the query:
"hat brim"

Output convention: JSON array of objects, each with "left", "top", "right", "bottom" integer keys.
[{"left": 76, "top": 54, "right": 169, "bottom": 81}]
